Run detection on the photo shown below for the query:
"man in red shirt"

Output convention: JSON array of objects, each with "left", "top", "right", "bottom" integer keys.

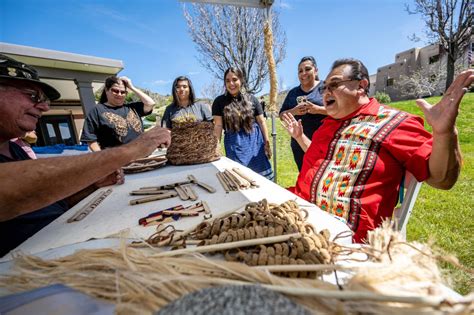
[{"left": 282, "top": 58, "right": 473, "bottom": 242}]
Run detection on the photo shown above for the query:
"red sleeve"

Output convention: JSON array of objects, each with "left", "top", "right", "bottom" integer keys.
[{"left": 385, "top": 115, "right": 433, "bottom": 182}]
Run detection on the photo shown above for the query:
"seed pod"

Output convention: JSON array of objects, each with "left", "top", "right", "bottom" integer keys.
[
  {"left": 281, "top": 243, "right": 289, "bottom": 257},
  {"left": 228, "top": 229, "right": 237, "bottom": 241},
  {"left": 301, "top": 237, "right": 313, "bottom": 252},
  {"left": 217, "top": 231, "right": 228, "bottom": 244},
  {"left": 310, "top": 234, "right": 322, "bottom": 249},
  {"left": 319, "top": 248, "right": 331, "bottom": 263},
  {"left": 210, "top": 219, "right": 222, "bottom": 236},
  {"left": 267, "top": 226, "right": 275, "bottom": 237},
  {"left": 274, "top": 225, "right": 284, "bottom": 236},
  {"left": 316, "top": 233, "right": 328, "bottom": 249},
  {"left": 244, "top": 228, "right": 251, "bottom": 240},
  {"left": 320, "top": 229, "right": 330, "bottom": 241},
  {"left": 255, "top": 226, "right": 264, "bottom": 238},
  {"left": 267, "top": 255, "right": 275, "bottom": 265},
  {"left": 266, "top": 246, "right": 275, "bottom": 257},
  {"left": 288, "top": 244, "right": 298, "bottom": 259},
  {"left": 295, "top": 240, "right": 305, "bottom": 257},
  {"left": 230, "top": 215, "right": 239, "bottom": 228},
  {"left": 274, "top": 243, "right": 283, "bottom": 256},
  {"left": 250, "top": 253, "right": 259, "bottom": 266},
  {"left": 237, "top": 228, "right": 245, "bottom": 241}
]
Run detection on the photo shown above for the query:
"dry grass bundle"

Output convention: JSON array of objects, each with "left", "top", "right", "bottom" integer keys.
[
  {"left": 1, "top": 242, "right": 472, "bottom": 315},
  {"left": 1, "top": 224, "right": 473, "bottom": 314}
]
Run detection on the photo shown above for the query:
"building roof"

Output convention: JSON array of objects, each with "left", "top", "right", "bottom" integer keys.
[{"left": 0, "top": 42, "right": 124, "bottom": 101}]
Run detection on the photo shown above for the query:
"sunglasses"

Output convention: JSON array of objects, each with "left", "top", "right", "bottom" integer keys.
[
  {"left": 110, "top": 88, "right": 127, "bottom": 95},
  {"left": 1, "top": 84, "right": 50, "bottom": 105},
  {"left": 319, "top": 79, "right": 357, "bottom": 94}
]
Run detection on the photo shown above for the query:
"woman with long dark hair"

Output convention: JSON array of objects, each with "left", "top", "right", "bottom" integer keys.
[
  {"left": 212, "top": 67, "right": 273, "bottom": 180},
  {"left": 81, "top": 76, "right": 155, "bottom": 151},
  {"left": 161, "top": 76, "right": 212, "bottom": 128}
]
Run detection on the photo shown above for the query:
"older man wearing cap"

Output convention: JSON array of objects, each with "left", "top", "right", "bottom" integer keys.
[
  {"left": 282, "top": 58, "right": 474, "bottom": 243},
  {"left": 0, "top": 54, "right": 171, "bottom": 256}
]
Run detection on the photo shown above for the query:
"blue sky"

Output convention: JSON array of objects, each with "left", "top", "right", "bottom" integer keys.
[{"left": 1, "top": 0, "right": 426, "bottom": 97}]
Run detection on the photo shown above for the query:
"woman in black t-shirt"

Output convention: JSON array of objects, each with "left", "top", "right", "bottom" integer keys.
[
  {"left": 81, "top": 76, "right": 154, "bottom": 151},
  {"left": 212, "top": 67, "right": 273, "bottom": 180}
]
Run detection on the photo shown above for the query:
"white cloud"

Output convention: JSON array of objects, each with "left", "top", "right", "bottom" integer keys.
[
  {"left": 279, "top": 1, "right": 292, "bottom": 9},
  {"left": 151, "top": 79, "right": 172, "bottom": 86}
]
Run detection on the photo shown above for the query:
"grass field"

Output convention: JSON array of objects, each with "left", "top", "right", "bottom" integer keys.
[{"left": 268, "top": 93, "right": 474, "bottom": 294}]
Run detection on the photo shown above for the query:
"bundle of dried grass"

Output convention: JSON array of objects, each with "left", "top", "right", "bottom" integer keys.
[{"left": 1, "top": 224, "right": 472, "bottom": 314}]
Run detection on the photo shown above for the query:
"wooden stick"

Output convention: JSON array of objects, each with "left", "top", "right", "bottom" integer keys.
[
  {"left": 223, "top": 169, "right": 241, "bottom": 189},
  {"left": 216, "top": 172, "right": 230, "bottom": 192},
  {"left": 67, "top": 188, "right": 113, "bottom": 223},
  {"left": 174, "top": 185, "right": 189, "bottom": 200},
  {"left": 129, "top": 191, "right": 178, "bottom": 205},
  {"left": 228, "top": 168, "right": 250, "bottom": 188},
  {"left": 253, "top": 264, "right": 356, "bottom": 272},
  {"left": 183, "top": 185, "right": 198, "bottom": 201},
  {"left": 221, "top": 170, "right": 238, "bottom": 190},
  {"left": 130, "top": 190, "right": 171, "bottom": 195},
  {"left": 140, "top": 180, "right": 191, "bottom": 190},
  {"left": 152, "top": 233, "right": 301, "bottom": 257},
  {"left": 233, "top": 167, "right": 259, "bottom": 187}
]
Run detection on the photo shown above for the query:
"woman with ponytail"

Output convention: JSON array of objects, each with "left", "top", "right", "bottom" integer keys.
[{"left": 212, "top": 67, "right": 273, "bottom": 180}]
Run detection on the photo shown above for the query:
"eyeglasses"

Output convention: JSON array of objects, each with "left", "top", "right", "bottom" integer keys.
[
  {"left": 318, "top": 79, "right": 357, "bottom": 94},
  {"left": 0, "top": 84, "right": 50, "bottom": 105},
  {"left": 110, "top": 88, "right": 127, "bottom": 95}
]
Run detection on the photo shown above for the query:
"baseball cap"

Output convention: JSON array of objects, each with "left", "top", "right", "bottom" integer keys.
[{"left": 0, "top": 53, "right": 61, "bottom": 101}]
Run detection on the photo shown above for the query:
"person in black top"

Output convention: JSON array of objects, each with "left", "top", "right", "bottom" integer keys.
[
  {"left": 81, "top": 76, "right": 155, "bottom": 151},
  {"left": 212, "top": 67, "right": 273, "bottom": 180},
  {"left": 161, "top": 76, "right": 212, "bottom": 128},
  {"left": 279, "top": 56, "right": 327, "bottom": 171}
]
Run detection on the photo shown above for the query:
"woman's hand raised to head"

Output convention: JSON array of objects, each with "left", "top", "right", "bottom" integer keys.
[{"left": 119, "top": 76, "right": 135, "bottom": 90}]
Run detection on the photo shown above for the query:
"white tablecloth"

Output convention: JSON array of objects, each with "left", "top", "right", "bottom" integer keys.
[{"left": 3, "top": 157, "right": 351, "bottom": 261}]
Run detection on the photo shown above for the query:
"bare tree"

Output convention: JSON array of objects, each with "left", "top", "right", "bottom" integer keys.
[
  {"left": 395, "top": 68, "right": 445, "bottom": 98},
  {"left": 406, "top": 0, "right": 471, "bottom": 90},
  {"left": 183, "top": 4, "right": 286, "bottom": 94},
  {"left": 201, "top": 80, "right": 224, "bottom": 104}
]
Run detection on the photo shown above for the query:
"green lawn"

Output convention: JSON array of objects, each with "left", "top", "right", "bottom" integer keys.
[{"left": 268, "top": 93, "right": 474, "bottom": 294}]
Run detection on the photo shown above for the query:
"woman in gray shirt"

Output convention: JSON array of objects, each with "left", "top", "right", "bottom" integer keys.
[{"left": 161, "top": 76, "right": 212, "bottom": 128}]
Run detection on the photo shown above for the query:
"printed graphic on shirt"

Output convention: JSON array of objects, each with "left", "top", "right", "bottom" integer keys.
[
  {"left": 309, "top": 106, "right": 407, "bottom": 230},
  {"left": 103, "top": 110, "right": 142, "bottom": 141}
]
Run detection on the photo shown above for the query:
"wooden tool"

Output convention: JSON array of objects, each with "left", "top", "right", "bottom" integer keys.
[
  {"left": 130, "top": 189, "right": 172, "bottom": 195},
  {"left": 216, "top": 172, "right": 230, "bottom": 192},
  {"left": 67, "top": 188, "right": 113, "bottom": 223},
  {"left": 175, "top": 185, "right": 189, "bottom": 200},
  {"left": 183, "top": 185, "right": 198, "bottom": 201},
  {"left": 140, "top": 180, "right": 192, "bottom": 190},
  {"left": 129, "top": 191, "right": 178, "bottom": 205},
  {"left": 233, "top": 167, "right": 259, "bottom": 187},
  {"left": 187, "top": 175, "right": 216, "bottom": 193},
  {"left": 202, "top": 201, "right": 212, "bottom": 219}
]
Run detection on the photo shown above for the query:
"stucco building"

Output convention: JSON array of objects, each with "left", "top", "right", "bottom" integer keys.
[{"left": 373, "top": 38, "right": 473, "bottom": 101}]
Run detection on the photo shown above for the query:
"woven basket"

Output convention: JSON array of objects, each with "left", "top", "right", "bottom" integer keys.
[
  {"left": 122, "top": 156, "right": 167, "bottom": 174},
  {"left": 166, "top": 121, "right": 221, "bottom": 165}
]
